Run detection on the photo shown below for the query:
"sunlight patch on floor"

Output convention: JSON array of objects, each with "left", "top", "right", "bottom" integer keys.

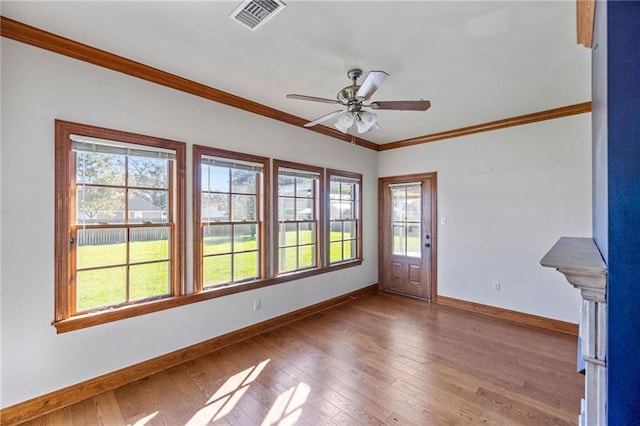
[
  {"left": 185, "top": 359, "right": 270, "bottom": 425},
  {"left": 261, "top": 382, "right": 311, "bottom": 426}
]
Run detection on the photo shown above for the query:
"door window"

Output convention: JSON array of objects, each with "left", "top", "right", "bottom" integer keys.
[{"left": 390, "top": 183, "right": 422, "bottom": 257}]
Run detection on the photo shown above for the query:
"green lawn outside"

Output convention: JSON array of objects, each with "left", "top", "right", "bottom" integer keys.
[
  {"left": 76, "top": 231, "right": 354, "bottom": 310},
  {"left": 392, "top": 236, "right": 421, "bottom": 256},
  {"left": 76, "top": 239, "right": 170, "bottom": 311}
]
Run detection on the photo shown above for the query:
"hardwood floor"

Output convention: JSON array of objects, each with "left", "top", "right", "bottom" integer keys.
[{"left": 21, "top": 292, "right": 583, "bottom": 425}]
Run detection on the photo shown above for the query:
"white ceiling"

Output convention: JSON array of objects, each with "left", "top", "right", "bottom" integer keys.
[{"left": 2, "top": 1, "right": 591, "bottom": 145}]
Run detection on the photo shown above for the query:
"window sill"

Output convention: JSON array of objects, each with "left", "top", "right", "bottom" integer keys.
[{"left": 53, "top": 258, "right": 363, "bottom": 333}]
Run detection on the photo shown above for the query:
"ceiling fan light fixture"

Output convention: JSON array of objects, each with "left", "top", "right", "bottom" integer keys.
[
  {"left": 356, "top": 110, "right": 378, "bottom": 133},
  {"left": 335, "top": 111, "right": 354, "bottom": 133}
]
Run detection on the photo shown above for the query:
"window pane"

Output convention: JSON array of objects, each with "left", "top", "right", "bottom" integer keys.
[
  {"left": 77, "top": 228, "right": 126, "bottom": 269},
  {"left": 201, "top": 164, "right": 212, "bottom": 192},
  {"left": 76, "top": 267, "right": 126, "bottom": 311},
  {"left": 234, "top": 252, "right": 258, "bottom": 281},
  {"left": 330, "top": 241, "right": 343, "bottom": 263},
  {"left": 406, "top": 187, "right": 421, "bottom": 222},
  {"left": 130, "top": 227, "right": 169, "bottom": 263},
  {"left": 202, "top": 193, "right": 230, "bottom": 222},
  {"left": 76, "top": 151, "right": 125, "bottom": 186},
  {"left": 129, "top": 262, "right": 170, "bottom": 300},
  {"left": 203, "top": 255, "right": 232, "bottom": 287},
  {"left": 407, "top": 224, "right": 421, "bottom": 257},
  {"left": 298, "top": 222, "right": 315, "bottom": 245},
  {"left": 231, "top": 170, "right": 256, "bottom": 194},
  {"left": 296, "top": 198, "right": 313, "bottom": 220},
  {"left": 77, "top": 187, "right": 125, "bottom": 224},
  {"left": 204, "top": 225, "right": 231, "bottom": 255},
  {"left": 210, "top": 166, "right": 230, "bottom": 192},
  {"left": 234, "top": 224, "right": 257, "bottom": 251},
  {"left": 279, "top": 247, "right": 298, "bottom": 272},
  {"left": 329, "top": 222, "right": 343, "bottom": 242},
  {"left": 344, "top": 240, "right": 355, "bottom": 260},
  {"left": 128, "top": 156, "right": 168, "bottom": 189},
  {"left": 341, "top": 183, "right": 354, "bottom": 199},
  {"left": 279, "top": 197, "right": 295, "bottom": 221},
  {"left": 343, "top": 221, "right": 355, "bottom": 239},
  {"left": 339, "top": 201, "right": 354, "bottom": 219},
  {"left": 129, "top": 189, "right": 168, "bottom": 223},
  {"left": 392, "top": 188, "right": 406, "bottom": 222},
  {"left": 279, "top": 222, "right": 298, "bottom": 247},
  {"left": 329, "top": 201, "right": 342, "bottom": 220},
  {"left": 232, "top": 195, "right": 256, "bottom": 221},
  {"left": 296, "top": 177, "right": 314, "bottom": 197},
  {"left": 298, "top": 245, "right": 315, "bottom": 269},
  {"left": 329, "top": 181, "right": 340, "bottom": 196},
  {"left": 278, "top": 175, "right": 295, "bottom": 196},
  {"left": 392, "top": 224, "right": 406, "bottom": 256}
]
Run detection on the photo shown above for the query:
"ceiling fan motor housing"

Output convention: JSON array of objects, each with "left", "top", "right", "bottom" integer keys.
[
  {"left": 338, "top": 68, "right": 364, "bottom": 110},
  {"left": 338, "top": 86, "right": 361, "bottom": 107}
]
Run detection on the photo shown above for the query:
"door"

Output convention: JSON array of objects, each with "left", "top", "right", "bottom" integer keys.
[{"left": 379, "top": 173, "right": 436, "bottom": 300}]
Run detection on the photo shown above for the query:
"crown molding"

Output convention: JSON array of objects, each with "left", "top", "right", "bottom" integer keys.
[{"left": 378, "top": 102, "right": 592, "bottom": 151}]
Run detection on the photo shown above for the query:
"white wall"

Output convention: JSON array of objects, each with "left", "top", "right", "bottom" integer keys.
[
  {"left": 0, "top": 39, "right": 379, "bottom": 408},
  {"left": 379, "top": 114, "right": 592, "bottom": 323}
]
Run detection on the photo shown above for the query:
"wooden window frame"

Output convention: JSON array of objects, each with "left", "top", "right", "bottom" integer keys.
[
  {"left": 326, "top": 169, "right": 363, "bottom": 265},
  {"left": 273, "top": 160, "right": 325, "bottom": 275},
  {"left": 193, "top": 145, "right": 270, "bottom": 293},
  {"left": 54, "top": 120, "right": 186, "bottom": 332}
]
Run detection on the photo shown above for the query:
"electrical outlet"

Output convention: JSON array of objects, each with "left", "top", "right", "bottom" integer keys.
[
  {"left": 492, "top": 282, "right": 501, "bottom": 292},
  {"left": 253, "top": 299, "right": 261, "bottom": 311}
]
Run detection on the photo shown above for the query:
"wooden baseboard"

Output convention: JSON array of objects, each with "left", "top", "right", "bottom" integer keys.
[
  {"left": 437, "top": 296, "right": 578, "bottom": 336},
  {"left": 0, "top": 284, "right": 377, "bottom": 426}
]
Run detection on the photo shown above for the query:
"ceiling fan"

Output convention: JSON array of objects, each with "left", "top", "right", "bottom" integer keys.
[{"left": 287, "top": 68, "right": 431, "bottom": 134}]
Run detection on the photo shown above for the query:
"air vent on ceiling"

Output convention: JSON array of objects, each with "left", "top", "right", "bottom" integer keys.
[{"left": 230, "top": 0, "right": 286, "bottom": 31}]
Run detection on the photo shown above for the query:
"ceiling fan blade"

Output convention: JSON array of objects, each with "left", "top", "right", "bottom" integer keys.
[
  {"left": 369, "top": 100, "right": 432, "bottom": 111},
  {"left": 356, "top": 71, "right": 389, "bottom": 100},
  {"left": 287, "top": 94, "right": 341, "bottom": 105},
  {"left": 304, "top": 110, "right": 343, "bottom": 127}
]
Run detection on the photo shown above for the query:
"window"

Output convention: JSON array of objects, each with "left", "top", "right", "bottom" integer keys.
[
  {"left": 390, "top": 183, "right": 422, "bottom": 257},
  {"left": 54, "top": 122, "right": 362, "bottom": 332},
  {"left": 327, "top": 170, "right": 362, "bottom": 264},
  {"left": 54, "top": 120, "right": 186, "bottom": 330},
  {"left": 193, "top": 146, "right": 269, "bottom": 291},
  {"left": 274, "top": 160, "right": 324, "bottom": 274}
]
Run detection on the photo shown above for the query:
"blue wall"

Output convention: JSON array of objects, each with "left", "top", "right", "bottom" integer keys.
[{"left": 593, "top": 1, "right": 640, "bottom": 423}]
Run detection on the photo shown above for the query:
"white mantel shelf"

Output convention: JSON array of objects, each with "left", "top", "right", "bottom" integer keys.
[
  {"left": 540, "top": 237, "right": 607, "bottom": 302},
  {"left": 540, "top": 236, "right": 608, "bottom": 425}
]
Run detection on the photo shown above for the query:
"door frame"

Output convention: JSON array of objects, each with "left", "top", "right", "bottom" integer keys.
[{"left": 378, "top": 172, "right": 438, "bottom": 301}]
